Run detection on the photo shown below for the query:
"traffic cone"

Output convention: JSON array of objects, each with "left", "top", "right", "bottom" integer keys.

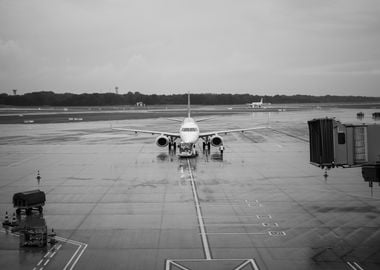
[
  {"left": 11, "top": 213, "right": 18, "bottom": 226},
  {"left": 2, "top": 211, "right": 10, "bottom": 226}
]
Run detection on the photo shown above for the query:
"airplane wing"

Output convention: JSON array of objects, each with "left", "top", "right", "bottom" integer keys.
[
  {"left": 112, "top": 127, "right": 180, "bottom": 138},
  {"left": 196, "top": 117, "right": 214, "bottom": 122},
  {"left": 199, "top": 126, "right": 266, "bottom": 138},
  {"left": 166, "top": 118, "right": 183, "bottom": 123}
]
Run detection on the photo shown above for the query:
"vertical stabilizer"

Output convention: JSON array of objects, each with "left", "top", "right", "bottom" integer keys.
[{"left": 187, "top": 92, "right": 191, "bottom": 118}]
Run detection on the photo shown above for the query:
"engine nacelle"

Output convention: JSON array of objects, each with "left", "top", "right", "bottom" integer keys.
[
  {"left": 210, "top": 135, "right": 223, "bottom": 147},
  {"left": 155, "top": 135, "right": 169, "bottom": 147}
]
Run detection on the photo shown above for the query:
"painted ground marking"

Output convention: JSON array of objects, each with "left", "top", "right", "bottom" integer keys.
[
  {"left": 165, "top": 259, "right": 260, "bottom": 270},
  {"left": 256, "top": 214, "right": 272, "bottom": 219},
  {"left": 187, "top": 158, "right": 212, "bottom": 260},
  {"left": 347, "top": 261, "right": 365, "bottom": 270}
]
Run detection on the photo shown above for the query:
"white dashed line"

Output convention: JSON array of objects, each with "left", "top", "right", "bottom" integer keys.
[
  {"left": 347, "top": 261, "right": 365, "bottom": 270},
  {"left": 353, "top": 262, "right": 364, "bottom": 270}
]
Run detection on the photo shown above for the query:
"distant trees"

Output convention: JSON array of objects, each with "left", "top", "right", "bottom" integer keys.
[{"left": 0, "top": 91, "right": 379, "bottom": 106}]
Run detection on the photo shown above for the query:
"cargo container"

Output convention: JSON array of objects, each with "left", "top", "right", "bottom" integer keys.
[
  {"left": 13, "top": 190, "right": 46, "bottom": 215},
  {"left": 372, "top": 112, "right": 380, "bottom": 119},
  {"left": 356, "top": 112, "right": 364, "bottom": 120},
  {"left": 362, "top": 163, "right": 380, "bottom": 183}
]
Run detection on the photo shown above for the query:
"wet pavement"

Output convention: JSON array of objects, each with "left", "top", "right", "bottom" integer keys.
[{"left": 0, "top": 107, "right": 379, "bottom": 270}]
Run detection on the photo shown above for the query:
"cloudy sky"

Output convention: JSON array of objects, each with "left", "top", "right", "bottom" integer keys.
[{"left": 1, "top": 0, "right": 379, "bottom": 96}]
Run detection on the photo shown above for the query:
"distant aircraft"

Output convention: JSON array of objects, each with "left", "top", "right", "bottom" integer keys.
[
  {"left": 247, "top": 98, "right": 264, "bottom": 108},
  {"left": 113, "top": 93, "right": 264, "bottom": 157}
]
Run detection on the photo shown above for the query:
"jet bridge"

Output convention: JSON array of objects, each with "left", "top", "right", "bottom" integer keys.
[
  {"left": 308, "top": 118, "right": 380, "bottom": 168},
  {"left": 308, "top": 118, "right": 380, "bottom": 189}
]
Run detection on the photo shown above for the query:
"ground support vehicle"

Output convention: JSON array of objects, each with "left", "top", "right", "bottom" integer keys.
[{"left": 13, "top": 190, "right": 46, "bottom": 215}]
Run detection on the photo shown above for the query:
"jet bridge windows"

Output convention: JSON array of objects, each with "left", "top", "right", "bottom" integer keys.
[{"left": 338, "top": 132, "right": 346, "bottom": 144}]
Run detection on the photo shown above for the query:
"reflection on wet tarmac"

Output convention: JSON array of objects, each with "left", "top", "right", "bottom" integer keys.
[{"left": 1, "top": 107, "right": 380, "bottom": 270}]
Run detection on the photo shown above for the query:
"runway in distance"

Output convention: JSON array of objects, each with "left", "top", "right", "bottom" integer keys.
[{"left": 113, "top": 94, "right": 265, "bottom": 157}]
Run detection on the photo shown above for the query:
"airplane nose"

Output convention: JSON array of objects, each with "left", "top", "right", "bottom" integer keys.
[{"left": 182, "top": 133, "right": 198, "bottom": 143}]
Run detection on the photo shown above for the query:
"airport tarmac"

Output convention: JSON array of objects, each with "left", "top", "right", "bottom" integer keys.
[{"left": 0, "top": 108, "right": 379, "bottom": 270}]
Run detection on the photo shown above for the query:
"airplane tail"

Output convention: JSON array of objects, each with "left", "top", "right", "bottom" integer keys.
[
  {"left": 187, "top": 92, "right": 191, "bottom": 118},
  {"left": 260, "top": 98, "right": 263, "bottom": 104}
]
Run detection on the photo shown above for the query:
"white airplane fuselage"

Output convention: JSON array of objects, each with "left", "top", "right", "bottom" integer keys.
[
  {"left": 112, "top": 93, "right": 265, "bottom": 158},
  {"left": 248, "top": 98, "right": 264, "bottom": 108},
  {"left": 179, "top": 117, "right": 200, "bottom": 143}
]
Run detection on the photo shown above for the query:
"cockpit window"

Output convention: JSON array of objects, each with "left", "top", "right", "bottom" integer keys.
[{"left": 181, "top": 128, "right": 198, "bottom": 132}]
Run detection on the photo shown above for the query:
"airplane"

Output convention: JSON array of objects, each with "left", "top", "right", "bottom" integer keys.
[
  {"left": 247, "top": 98, "right": 264, "bottom": 108},
  {"left": 112, "top": 94, "right": 265, "bottom": 157}
]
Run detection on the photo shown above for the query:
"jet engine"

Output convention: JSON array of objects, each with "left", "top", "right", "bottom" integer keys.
[
  {"left": 210, "top": 135, "right": 223, "bottom": 147},
  {"left": 155, "top": 135, "right": 169, "bottom": 147}
]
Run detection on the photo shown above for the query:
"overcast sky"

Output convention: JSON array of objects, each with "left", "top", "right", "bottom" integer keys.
[{"left": 1, "top": 0, "right": 379, "bottom": 96}]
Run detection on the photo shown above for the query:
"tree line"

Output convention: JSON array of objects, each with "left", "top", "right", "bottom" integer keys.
[{"left": 0, "top": 91, "right": 379, "bottom": 106}]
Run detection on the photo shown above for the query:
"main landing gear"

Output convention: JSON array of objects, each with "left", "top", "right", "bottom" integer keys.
[
  {"left": 202, "top": 141, "right": 211, "bottom": 151},
  {"left": 168, "top": 142, "right": 176, "bottom": 151},
  {"left": 168, "top": 141, "right": 177, "bottom": 155}
]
